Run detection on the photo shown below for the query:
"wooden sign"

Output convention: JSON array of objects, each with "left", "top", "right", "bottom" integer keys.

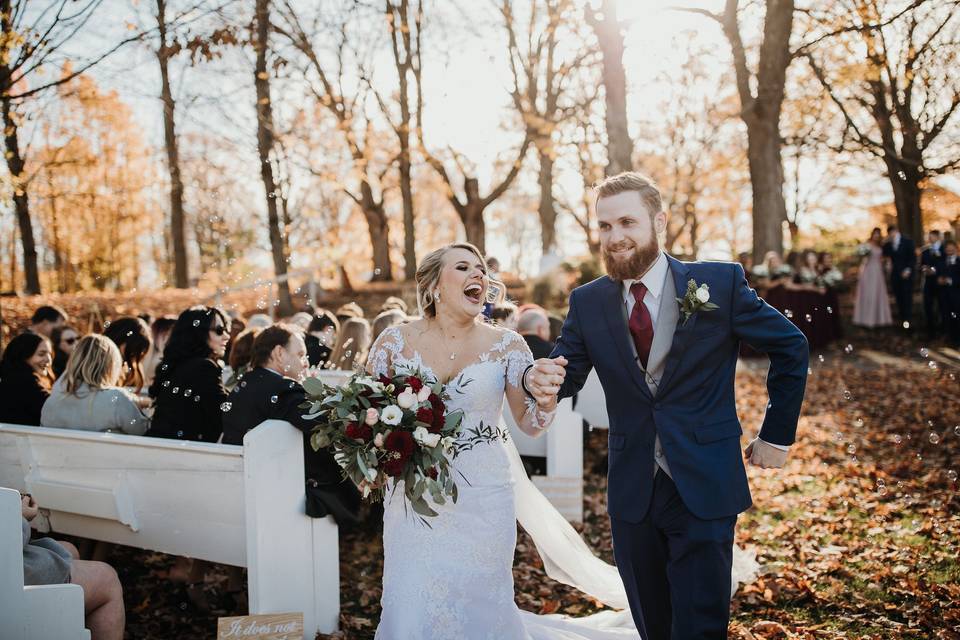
[{"left": 217, "top": 612, "right": 304, "bottom": 640}]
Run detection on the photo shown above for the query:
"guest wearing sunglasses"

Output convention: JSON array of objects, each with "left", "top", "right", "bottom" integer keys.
[
  {"left": 50, "top": 326, "right": 80, "bottom": 379},
  {"left": 145, "top": 306, "right": 230, "bottom": 443}
]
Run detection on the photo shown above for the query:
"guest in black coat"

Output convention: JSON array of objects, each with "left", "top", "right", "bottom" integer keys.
[
  {"left": 145, "top": 306, "right": 230, "bottom": 442},
  {"left": 0, "top": 333, "right": 54, "bottom": 425},
  {"left": 221, "top": 324, "right": 360, "bottom": 524},
  {"left": 938, "top": 240, "right": 960, "bottom": 346},
  {"left": 50, "top": 325, "right": 79, "bottom": 379},
  {"left": 516, "top": 308, "right": 554, "bottom": 359},
  {"left": 305, "top": 309, "right": 338, "bottom": 368},
  {"left": 920, "top": 230, "right": 944, "bottom": 337},
  {"left": 883, "top": 224, "right": 917, "bottom": 328}
]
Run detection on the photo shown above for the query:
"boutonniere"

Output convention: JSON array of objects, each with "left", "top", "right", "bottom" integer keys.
[{"left": 677, "top": 279, "right": 719, "bottom": 325}]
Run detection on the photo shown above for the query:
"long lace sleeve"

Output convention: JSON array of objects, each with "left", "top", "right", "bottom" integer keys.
[
  {"left": 366, "top": 326, "right": 404, "bottom": 378},
  {"left": 500, "top": 331, "right": 555, "bottom": 435}
]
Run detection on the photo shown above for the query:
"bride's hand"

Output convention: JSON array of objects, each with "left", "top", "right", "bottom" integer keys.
[{"left": 526, "top": 356, "right": 567, "bottom": 408}]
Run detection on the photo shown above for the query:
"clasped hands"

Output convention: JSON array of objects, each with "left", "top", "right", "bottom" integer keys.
[{"left": 524, "top": 356, "right": 568, "bottom": 410}]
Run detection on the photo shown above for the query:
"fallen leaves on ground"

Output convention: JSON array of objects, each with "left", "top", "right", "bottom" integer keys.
[{"left": 94, "top": 328, "right": 959, "bottom": 639}]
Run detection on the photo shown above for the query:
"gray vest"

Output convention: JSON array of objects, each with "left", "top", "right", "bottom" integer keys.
[{"left": 620, "top": 266, "right": 679, "bottom": 477}]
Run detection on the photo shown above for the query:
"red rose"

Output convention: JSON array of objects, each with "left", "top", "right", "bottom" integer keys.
[
  {"left": 406, "top": 376, "right": 424, "bottom": 392},
  {"left": 383, "top": 457, "right": 406, "bottom": 477},
  {"left": 416, "top": 407, "right": 434, "bottom": 426},
  {"left": 426, "top": 466, "right": 438, "bottom": 480},
  {"left": 428, "top": 394, "right": 446, "bottom": 432},
  {"left": 345, "top": 422, "right": 373, "bottom": 443},
  {"left": 384, "top": 430, "right": 415, "bottom": 459},
  {"left": 379, "top": 374, "right": 393, "bottom": 386}
]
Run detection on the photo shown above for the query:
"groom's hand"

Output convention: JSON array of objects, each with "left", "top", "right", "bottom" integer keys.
[
  {"left": 525, "top": 357, "right": 567, "bottom": 407},
  {"left": 744, "top": 438, "right": 789, "bottom": 469}
]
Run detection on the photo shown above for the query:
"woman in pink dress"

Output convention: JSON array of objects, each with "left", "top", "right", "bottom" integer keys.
[{"left": 853, "top": 227, "right": 893, "bottom": 327}]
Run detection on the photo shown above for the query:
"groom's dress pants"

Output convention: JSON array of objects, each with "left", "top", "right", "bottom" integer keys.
[{"left": 610, "top": 471, "right": 736, "bottom": 640}]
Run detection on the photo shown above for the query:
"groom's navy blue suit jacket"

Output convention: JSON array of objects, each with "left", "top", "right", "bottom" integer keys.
[{"left": 551, "top": 256, "right": 809, "bottom": 522}]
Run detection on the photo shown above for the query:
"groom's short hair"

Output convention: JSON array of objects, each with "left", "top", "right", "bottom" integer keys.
[{"left": 595, "top": 172, "right": 662, "bottom": 218}]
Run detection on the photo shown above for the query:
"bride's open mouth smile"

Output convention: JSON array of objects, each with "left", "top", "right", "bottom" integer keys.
[{"left": 463, "top": 282, "right": 484, "bottom": 305}]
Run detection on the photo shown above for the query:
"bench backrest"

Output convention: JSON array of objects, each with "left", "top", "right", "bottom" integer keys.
[{"left": 0, "top": 424, "right": 246, "bottom": 566}]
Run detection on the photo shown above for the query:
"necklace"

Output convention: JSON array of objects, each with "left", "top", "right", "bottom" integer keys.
[{"left": 428, "top": 320, "right": 474, "bottom": 361}]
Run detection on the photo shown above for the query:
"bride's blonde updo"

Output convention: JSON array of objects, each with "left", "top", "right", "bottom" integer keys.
[{"left": 416, "top": 243, "right": 504, "bottom": 318}]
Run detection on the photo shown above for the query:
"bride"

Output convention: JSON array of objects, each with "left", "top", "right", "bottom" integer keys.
[{"left": 366, "top": 242, "right": 754, "bottom": 639}]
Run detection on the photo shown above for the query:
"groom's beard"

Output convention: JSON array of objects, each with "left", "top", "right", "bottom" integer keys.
[{"left": 602, "top": 237, "right": 661, "bottom": 282}]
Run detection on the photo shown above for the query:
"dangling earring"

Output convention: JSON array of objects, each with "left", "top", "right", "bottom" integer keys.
[{"left": 434, "top": 290, "right": 441, "bottom": 301}]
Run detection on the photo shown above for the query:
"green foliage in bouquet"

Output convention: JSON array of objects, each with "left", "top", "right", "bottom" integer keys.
[{"left": 301, "top": 368, "right": 467, "bottom": 523}]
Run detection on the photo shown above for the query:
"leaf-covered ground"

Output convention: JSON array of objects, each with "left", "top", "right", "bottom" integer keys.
[{"left": 98, "top": 330, "right": 959, "bottom": 639}]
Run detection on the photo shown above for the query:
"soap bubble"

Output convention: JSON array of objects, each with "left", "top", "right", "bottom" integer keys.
[
  {"left": 193, "top": 319, "right": 200, "bottom": 327},
  {"left": 929, "top": 432, "right": 940, "bottom": 444},
  {"left": 270, "top": 395, "right": 279, "bottom": 404}
]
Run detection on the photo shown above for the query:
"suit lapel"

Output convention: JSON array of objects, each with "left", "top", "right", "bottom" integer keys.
[
  {"left": 599, "top": 277, "right": 653, "bottom": 400},
  {"left": 657, "top": 256, "right": 696, "bottom": 394}
]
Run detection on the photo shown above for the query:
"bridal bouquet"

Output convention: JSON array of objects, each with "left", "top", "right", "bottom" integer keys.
[{"left": 301, "top": 369, "right": 465, "bottom": 519}]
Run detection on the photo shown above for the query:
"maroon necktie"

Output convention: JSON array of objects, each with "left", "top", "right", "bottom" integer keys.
[{"left": 628, "top": 282, "right": 654, "bottom": 369}]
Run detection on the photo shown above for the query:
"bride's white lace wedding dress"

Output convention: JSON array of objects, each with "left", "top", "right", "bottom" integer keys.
[{"left": 367, "top": 326, "right": 757, "bottom": 640}]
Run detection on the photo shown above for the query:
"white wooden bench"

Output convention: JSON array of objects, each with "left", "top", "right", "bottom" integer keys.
[
  {"left": 1, "top": 486, "right": 90, "bottom": 640},
  {"left": 0, "top": 420, "right": 338, "bottom": 639}
]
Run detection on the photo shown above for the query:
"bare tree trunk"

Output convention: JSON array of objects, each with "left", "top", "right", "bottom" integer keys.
[
  {"left": 156, "top": 0, "right": 189, "bottom": 288},
  {"left": 254, "top": 0, "right": 293, "bottom": 315},
  {"left": 460, "top": 210, "right": 486, "bottom": 254},
  {"left": 587, "top": 0, "right": 633, "bottom": 175},
  {"left": 886, "top": 160, "right": 923, "bottom": 242},
  {"left": 0, "top": 95, "right": 40, "bottom": 294},
  {"left": 538, "top": 154, "right": 558, "bottom": 252},
  {"left": 718, "top": 0, "right": 793, "bottom": 262},
  {"left": 359, "top": 181, "right": 393, "bottom": 281},
  {"left": 745, "top": 121, "right": 788, "bottom": 261},
  {"left": 387, "top": 0, "right": 420, "bottom": 280}
]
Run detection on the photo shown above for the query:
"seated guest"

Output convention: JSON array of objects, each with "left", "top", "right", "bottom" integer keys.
[
  {"left": 490, "top": 301, "right": 518, "bottom": 330},
  {"left": 103, "top": 316, "right": 152, "bottom": 393},
  {"left": 380, "top": 296, "right": 408, "bottom": 314},
  {"left": 221, "top": 324, "right": 360, "bottom": 524},
  {"left": 145, "top": 306, "right": 230, "bottom": 442},
  {"left": 0, "top": 333, "right": 53, "bottom": 425},
  {"left": 50, "top": 325, "right": 80, "bottom": 378},
  {"left": 371, "top": 309, "right": 407, "bottom": 343},
  {"left": 289, "top": 312, "right": 314, "bottom": 332},
  {"left": 28, "top": 304, "right": 69, "bottom": 338},
  {"left": 245, "top": 313, "right": 272, "bottom": 330},
  {"left": 335, "top": 301, "right": 364, "bottom": 325},
  {"left": 21, "top": 494, "right": 125, "bottom": 640},
  {"left": 41, "top": 335, "right": 150, "bottom": 435},
  {"left": 516, "top": 308, "right": 554, "bottom": 359},
  {"left": 328, "top": 317, "right": 371, "bottom": 371},
  {"left": 548, "top": 313, "right": 564, "bottom": 344},
  {"left": 223, "top": 316, "right": 247, "bottom": 363},
  {"left": 305, "top": 310, "right": 338, "bottom": 368},
  {"left": 143, "top": 316, "right": 176, "bottom": 388},
  {"left": 223, "top": 326, "right": 262, "bottom": 390}
]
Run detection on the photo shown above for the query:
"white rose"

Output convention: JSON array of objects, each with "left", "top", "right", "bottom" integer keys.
[
  {"left": 695, "top": 286, "right": 710, "bottom": 303},
  {"left": 397, "top": 386, "right": 418, "bottom": 409},
  {"left": 373, "top": 433, "right": 385, "bottom": 448},
  {"left": 441, "top": 436, "right": 456, "bottom": 455},
  {"left": 380, "top": 405, "right": 403, "bottom": 426},
  {"left": 417, "top": 386, "right": 432, "bottom": 403},
  {"left": 364, "top": 407, "right": 379, "bottom": 426},
  {"left": 413, "top": 426, "right": 441, "bottom": 448}
]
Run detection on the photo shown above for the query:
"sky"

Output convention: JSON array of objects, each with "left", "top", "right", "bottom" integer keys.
[{"left": 11, "top": 0, "right": 910, "bottom": 282}]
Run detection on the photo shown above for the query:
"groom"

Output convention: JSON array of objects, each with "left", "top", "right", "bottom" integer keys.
[{"left": 523, "top": 172, "right": 809, "bottom": 639}]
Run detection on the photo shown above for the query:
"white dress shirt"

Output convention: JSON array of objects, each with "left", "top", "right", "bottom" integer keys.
[{"left": 621, "top": 251, "right": 669, "bottom": 324}]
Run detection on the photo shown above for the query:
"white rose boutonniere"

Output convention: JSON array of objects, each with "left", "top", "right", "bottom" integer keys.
[{"left": 677, "top": 279, "right": 719, "bottom": 325}]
